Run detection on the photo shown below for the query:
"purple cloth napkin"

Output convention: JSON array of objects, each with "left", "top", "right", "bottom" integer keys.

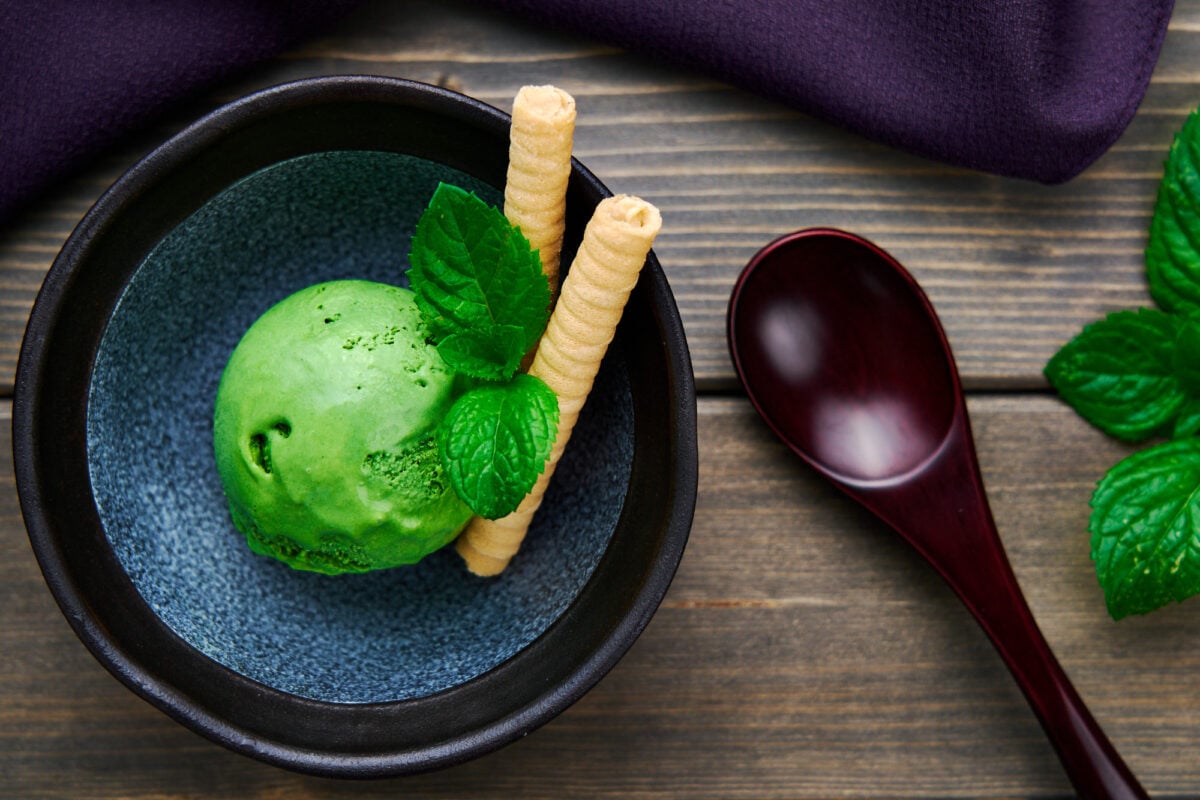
[
  {"left": 0, "top": 1, "right": 361, "bottom": 227},
  {"left": 0, "top": 0, "right": 1175, "bottom": 229},
  {"left": 482, "top": 0, "right": 1174, "bottom": 183}
]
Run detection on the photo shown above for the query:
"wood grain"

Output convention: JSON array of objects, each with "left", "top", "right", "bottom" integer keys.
[
  {"left": 5, "top": 0, "right": 1200, "bottom": 797},
  {"left": 3, "top": 0, "right": 1199, "bottom": 393},
  {"left": 5, "top": 397, "right": 1200, "bottom": 798}
]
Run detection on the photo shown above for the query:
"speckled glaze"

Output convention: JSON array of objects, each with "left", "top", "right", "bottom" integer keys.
[
  {"left": 14, "top": 77, "right": 696, "bottom": 777},
  {"left": 88, "top": 150, "right": 631, "bottom": 702}
]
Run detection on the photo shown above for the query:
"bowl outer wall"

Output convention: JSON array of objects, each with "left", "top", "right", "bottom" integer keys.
[{"left": 12, "top": 75, "right": 698, "bottom": 777}]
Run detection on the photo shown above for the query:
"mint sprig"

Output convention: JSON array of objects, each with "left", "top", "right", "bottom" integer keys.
[
  {"left": 1047, "top": 106, "right": 1200, "bottom": 617},
  {"left": 406, "top": 183, "right": 558, "bottom": 520},
  {"left": 438, "top": 374, "right": 559, "bottom": 519},
  {"left": 408, "top": 183, "right": 550, "bottom": 380}
]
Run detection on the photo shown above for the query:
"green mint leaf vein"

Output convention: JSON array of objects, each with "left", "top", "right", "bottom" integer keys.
[
  {"left": 1090, "top": 438, "right": 1200, "bottom": 619},
  {"left": 1147, "top": 107, "right": 1200, "bottom": 314},
  {"left": 408, "top": 183, "right": 550, "bottom": 379},
  {"left": 438, "top": 373, "right": 559, "bottom": 519},
  {"left": 1044, "top": 308, "right": 1184, "bottom": 441}
]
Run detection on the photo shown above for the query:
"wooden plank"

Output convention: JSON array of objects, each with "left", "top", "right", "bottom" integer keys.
[
  {"left": 5, "top": 396, "right": 1199, "bottom": 798},
  {"left": 3, "top": 0, "right": 1199, "bottom": 394},
  {"left": 5, "top": 2, "right": 1200, "bottom": 794}
]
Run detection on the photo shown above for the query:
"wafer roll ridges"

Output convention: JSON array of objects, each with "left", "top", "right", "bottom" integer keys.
[{"left": 457, "top": 194, "right": 662, "bottom": 576}]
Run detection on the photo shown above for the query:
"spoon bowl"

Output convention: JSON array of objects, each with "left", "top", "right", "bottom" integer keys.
[
  {"left": 728, "top": 228, "right": 1148, "bottom": 800},
  {"left": 728, "top": 230, "right": 956, "bottom": 485}
]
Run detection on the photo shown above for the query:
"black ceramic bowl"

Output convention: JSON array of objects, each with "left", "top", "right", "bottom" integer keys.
[{"left": 13, "top": 76, "right": 696, "bottom": 777}]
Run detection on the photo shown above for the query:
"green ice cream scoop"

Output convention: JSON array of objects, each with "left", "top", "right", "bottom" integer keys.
[{"left": 213, "top": 279, "right": 472, "bottom": 574}]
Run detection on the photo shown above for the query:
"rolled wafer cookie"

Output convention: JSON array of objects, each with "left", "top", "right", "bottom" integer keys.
[
  {"left": 457, "top": 194, "right": 662, "bottom": 576},
  {"left": 505, "top": 85, "right": 576, "bottom": 302}
]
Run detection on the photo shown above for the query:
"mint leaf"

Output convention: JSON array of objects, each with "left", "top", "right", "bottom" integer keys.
[
  {"left": 1090, "top": 438, "right": 1200, "bottom": 618},
  {"left": 1175, "top": 398, "right": 1200, "bottom": 438},
  {"left": 1147, "top": 108, "right": 1200, "bottom": 314},
  {"left": 438, "top": 373, "right": 559, "bottom": 519},
  {"left": 408, "top": 183, "right": 550, "bottom": 379},
  {"left": 1044, "top": 308, "right": 1184, "bottom": 440},
  {"left": 438, "top": 325, "right": 527, "bottom": 381},
  {"left": 1173, "top": 317, "right": 1200, "bottom": 395}
]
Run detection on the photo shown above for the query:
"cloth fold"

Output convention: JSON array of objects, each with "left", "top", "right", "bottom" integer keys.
[
  {"left": 0, "top": 0, "right": 1175, "bottom": 228},
  {"left": 0, "top": 1, "right": 361, "bottom": 227},
  {"left": 481, "top": 0, "right": 1174, "bottom": 183}
]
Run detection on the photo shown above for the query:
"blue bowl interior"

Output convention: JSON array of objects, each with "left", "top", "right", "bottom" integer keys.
[{"left": 86, "top": 151, "right": 632, "bottom": 704}]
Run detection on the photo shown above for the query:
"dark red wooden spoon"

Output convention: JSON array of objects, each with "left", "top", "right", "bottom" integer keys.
[{"left": 727, "top": 228, "right": 1148, "bottom": 799}]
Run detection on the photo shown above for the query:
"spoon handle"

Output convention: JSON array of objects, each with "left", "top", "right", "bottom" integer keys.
[
  {"left": 903, "top": 426, "right": 1149, "bottom": 800},
  {"left": 952, "top": 545, "right": 1148, "bottom": 799}
]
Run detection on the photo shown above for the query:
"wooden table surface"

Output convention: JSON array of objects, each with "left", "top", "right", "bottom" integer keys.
[{"left": 5, "top": 2, "right": 1200, "bottom": 797}]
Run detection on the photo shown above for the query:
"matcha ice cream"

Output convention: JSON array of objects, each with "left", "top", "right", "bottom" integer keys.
[{"left": 213, "top": 279, "right": 472, "bottom": 574}]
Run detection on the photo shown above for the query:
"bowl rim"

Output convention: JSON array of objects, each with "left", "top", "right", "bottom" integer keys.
[{"left": 12, "top": 75, "right": 698, "bottom": 777}]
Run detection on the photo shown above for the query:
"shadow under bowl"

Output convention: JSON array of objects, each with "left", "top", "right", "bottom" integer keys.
[{"left": 13, "top": 76, "right": 696, "bottom": 777}]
